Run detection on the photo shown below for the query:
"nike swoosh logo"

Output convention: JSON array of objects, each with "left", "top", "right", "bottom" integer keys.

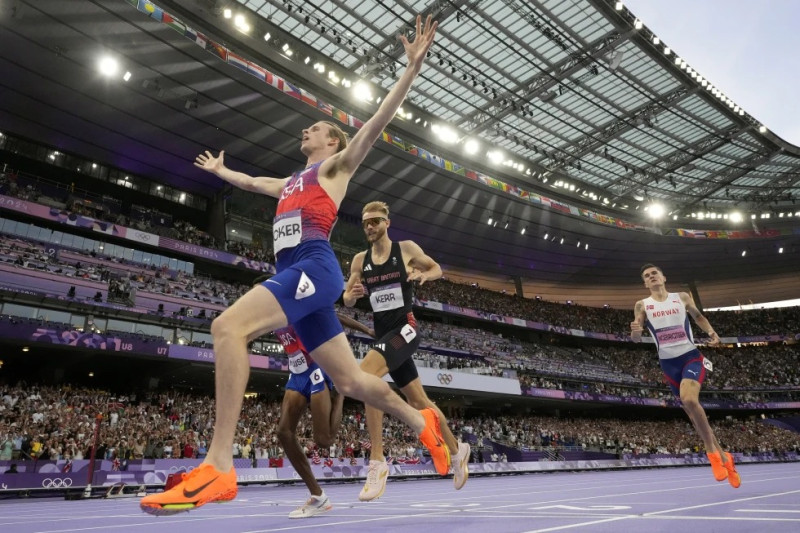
[
  {"left": 265, "top": 279, "right": 282, "bottom": 286},
  {"left": 182, "top": 476, "right": 219, "bottom": 499}
]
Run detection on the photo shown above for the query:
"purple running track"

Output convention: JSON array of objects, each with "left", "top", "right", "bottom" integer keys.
[{"left": 1, "top": 463, "right": 798, "bottom": 532}]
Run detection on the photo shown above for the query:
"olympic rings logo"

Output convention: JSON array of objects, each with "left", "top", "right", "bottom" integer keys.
[
  {"left": 42, "top": 478, "right": 74, "bottom": 488},
  {"left": 437, "top": 373, "right": 453, "bottom": 385}
]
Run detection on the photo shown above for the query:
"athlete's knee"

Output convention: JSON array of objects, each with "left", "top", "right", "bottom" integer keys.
[
  {"left": 331, "top": 375, "right": 359, "bottom": 399},
  {"left": 314, "top": 432, "right": 334, "bottom": 448},
  {"left": 210, "top": 312, "right": 244, "bottom": 340},
  {"left": 680, "top": 392, "right": 700, "bottom": 410},
  {"left": 276, "top": 423, "right": 295, "bottom": 446},
  {"left": 407, "top": 398, "right": 427, "bottom": 410}
]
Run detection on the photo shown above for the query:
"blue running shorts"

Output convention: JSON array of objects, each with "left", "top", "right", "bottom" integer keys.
[
  {"left": 286, "top": 362, "right": 335, "bottom": 402},
  {"left": 262, "top": 240, "right": 345, "bottom": 352}
]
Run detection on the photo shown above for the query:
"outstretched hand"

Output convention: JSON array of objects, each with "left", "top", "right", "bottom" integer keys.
[
  {"left": 400, "top": 14, "right": 438, "bottom": 72},
  {"left": 194, "top": 150, "right": 225, "bottom": 174}
]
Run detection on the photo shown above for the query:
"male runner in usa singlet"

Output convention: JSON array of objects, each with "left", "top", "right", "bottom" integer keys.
[
  {"left": 274, "top": 311, "right": 373, "bottom": 519},
  {"left": 631, "top": 264, "right": 740, "bottom": 488},
  {"left": 140, "top": 15, "right": 448, "bottom": 515},
  {"left": 344, "top": 201, "right": 470, "bottom": 501}
]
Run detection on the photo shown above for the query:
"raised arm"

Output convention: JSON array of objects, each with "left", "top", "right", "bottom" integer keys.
[
  {"left": 343, "top": 252, "right": 367, "bottom": 307},
  {"left": 400, "top": 240, "right": 441, "bottom": 285},
  {"left": 194, "top": 150, "right": 288, "bottom": 198},
  {"left": 680, "top": 292, "right": 720, "bottom": 345},
  {"left": 630, "top": 300, "right": 647, "bottom": 342},
  {"left": 329, "top": 15, "right": 438, "bottom": 178}
]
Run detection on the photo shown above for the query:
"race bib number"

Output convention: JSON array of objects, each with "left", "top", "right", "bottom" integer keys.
[
  {"left": 654, "top": 325, "right": 690, "bottom": 347},
  {"left": 288, "top": 351, "right": 308, "bottom": 374},
  {"left": 400, "top": 324, "right": 417, "bottom": 343},
  {"left": 703, "top": 357, "right": 713, "bottom": 372},
  {"left": 369, "top": 283, "right": 404, "bottom": 312},
  {"left": 310, "top": 368, "right": 324, "bottom": 385},
  {"left": 273, "top": 210, "right": 302, "bottom": 253}
]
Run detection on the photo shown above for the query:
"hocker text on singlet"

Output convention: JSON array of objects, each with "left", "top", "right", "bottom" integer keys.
[
  {"left": 654, "top": 325, "right": 690, "bottom": 346},
  {"left": 369, "top": 283, "right": 404, "bottom": 312},
  {"left": 287, "top": 350, "right": 309, "bottom": 374},
  {"left": 273, "top": 209, "right": 302, "bottom": 254}
]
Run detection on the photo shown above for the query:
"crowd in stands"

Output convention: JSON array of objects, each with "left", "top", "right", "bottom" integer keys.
[
  {"left": 3, "top": 231, "right": 800, "bottom": 406},
  {"left": 459, "top": 413, "right": 800, "bottom": 456},
  {"left": 1, "top": 384, "right": 797, "bottom": 467},
  {"left": 414, "top": 279, "right": 800, "bottom": 338},
  {"left": 0, "top": 236, "right": 251, "bottom": 310},
  {"left": 227, "top": 239, "right": 275, "bottom": 264}
]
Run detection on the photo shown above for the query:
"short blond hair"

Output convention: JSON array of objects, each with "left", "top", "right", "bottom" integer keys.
[
  {"left": 322, "top": 121, "right": 349, "bottom": 153},
  {"left": 362, "top": 201, "right": 389, "bottom": 217}
]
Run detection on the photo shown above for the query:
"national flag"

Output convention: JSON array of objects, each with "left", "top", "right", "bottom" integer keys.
[
  {"left": 360, "top": 439, "right": 371, "bottom": 450},
  {"left": 299, "top": 88, "right": 317, "bottom": 107},
  {"left": 381, "top": 132, "right": 391, "bottom": 144},
  {"left": 184, "top": 27, "right": 207, "bottom": 48},
  {"left": 348, "top": 115, "right": 364, "bottom": 129},
  {"left": 138, "top": 1, "right": 163, "bottom": 22},
  {"left": 390, "top": 135, "right": 405, "bottom": 150},
  {"left": 206, "top": 40, "right": 228, "bottom": 62},
  {"left": 62, "top": 459, "right": 73, "bottom": 473},
  {"left": 162, "top": 12, "right": 186, "bottom": 34},
  {"left": 283, "top": 81, "right": 302, "bottom": 100},
  {"left": 465, "top": 169, "right": 478, "bottom": 181},
  {"left": 406, "top": 456, "right": 420, "bottom": 464},
  {"left": 227, "top": 52, "right": 248, "bottom": 72},
  {"left": 317, "top": 100, "right": 333, "bottom": 116},
  {"left": 246, "top": 61, "right": 266, "bottom": 82},
  {"left": 112, "top": 458, "right": 121, "bottom": 471},
  {"left": 332, "top": 108, "right": 348, "bottom": 123},
  {"left": 265, "top": 71, "right": 284, "bottom": 91},
  {"left": 323, "top": 458, "right": 334, "bottom": 468}
]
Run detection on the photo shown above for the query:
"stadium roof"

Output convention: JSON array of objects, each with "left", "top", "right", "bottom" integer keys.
[
  {"left": 237, "top": 0, "right": 800, "bottom": 212},
  {"left": 1, "top": 0, "right": 798, "bottom": 290}
]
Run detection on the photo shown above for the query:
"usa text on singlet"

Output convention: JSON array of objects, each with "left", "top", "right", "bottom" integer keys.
[
  {"left": 275, "top": 327, "right": 313, "bottom": 374},
  {"left": 273, "top": 161, "right": 338, "bottom": 255},
  {"left": 643, "top": 292, "right": 696, "bottom": 359},
  {"left": 361, "top": 241, "right": 415, "bottom": 335}
]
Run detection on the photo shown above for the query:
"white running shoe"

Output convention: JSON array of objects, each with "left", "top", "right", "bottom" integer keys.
[
  {"left": 359, "top": 460, "right": 389, "bottom": 501},
  {"left": 288, "top": 491, "right": 332, "bottom": 519},
  {"left": 452, "top": 442, "right": 470, "bottom": 490}
]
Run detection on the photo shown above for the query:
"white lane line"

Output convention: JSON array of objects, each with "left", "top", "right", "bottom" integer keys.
[{"left": 519, "top": 488, "right": 800, "bottom": 532}]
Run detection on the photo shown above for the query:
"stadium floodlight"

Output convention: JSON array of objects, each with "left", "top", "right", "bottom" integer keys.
[
  {"left": 464, "top": 139, "right": 479, "bottom": 155},
  {"left": 431, "top": 123, "right": 458, "bottom": 144},
  {"left": 487, "top": 150, "right": 504, "bottom": 165},
  {"left": 634, "top": 18, "right": 643, "bottom": 29},
  {"left": 759, "top": 125, "right": 767, "bottom": 133},
  {"left": 615, "top": 1, "right": 623, "bottom": 10},
  {"left": 353, "top": 81, "right": 372, "bottom": 102},
  {"left": 664, "top": 46, "right": 671, "bottom": 55},
  {"left": 98, "top": 56, "right": 119, "bottom": 77},
  {"left": 648, "top": 203, "right": 665, "bottom": 218}
]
